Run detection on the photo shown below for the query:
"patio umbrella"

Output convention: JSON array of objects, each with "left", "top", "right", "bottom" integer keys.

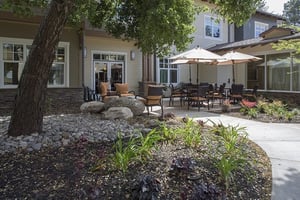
[
  {"left": 218, "top": 51, "right": 262, "bottom": 83},
  {"left": 170, "top": 59, "right": 219, "bottom": 83},
  {"left": 170, "top": 47, "right": 223, "bottom": 84}
]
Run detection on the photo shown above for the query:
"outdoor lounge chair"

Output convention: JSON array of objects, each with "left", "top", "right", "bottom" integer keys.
[
  {"left": 136, "top": 85, "right": 164, "bottom": 117},
  {"left": 98, "top": 82, "right": 109, "bottom": 101},
  {"left": 114, "top": 83, "right": 135, "bottom": 97}
]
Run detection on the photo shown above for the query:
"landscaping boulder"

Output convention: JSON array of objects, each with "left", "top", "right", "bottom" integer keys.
[
  {"left": 104, "top": 97, "right": 145, "bottom": 116},
  {"left": 103, "top": 107, "right": 133, "bottom": 120},
  {"left": 80, "top": 101, "right": 105, "bottom": 113}
]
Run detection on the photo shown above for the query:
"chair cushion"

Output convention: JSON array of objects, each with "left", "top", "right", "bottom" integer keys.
[
  {"left": 100, "top": 82, "right": 109, "bottom": 96},
  {"left": 146, "top": 95, "right": 162, "bottom": 105},
  {"left": 115, "top": 83, "right": 129, "bottom": 94}
]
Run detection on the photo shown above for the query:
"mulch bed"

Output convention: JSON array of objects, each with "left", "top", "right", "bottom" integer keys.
[{"left": 0, "top": 115, "right": 272, "bottom": 199}]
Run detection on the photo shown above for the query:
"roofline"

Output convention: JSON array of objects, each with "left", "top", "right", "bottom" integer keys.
[
  {"left": 208, "top": 34, "right": 300, "bottom": 52},
  {"left": 256, "top": 10, "right": 286, "bottom": 21}
]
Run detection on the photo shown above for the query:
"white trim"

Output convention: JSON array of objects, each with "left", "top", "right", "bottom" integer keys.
[
  {"left": 204, "top": 15, "right": 222, "bottom": 41},
  {"left": 0, "top": 37, "right": 70, "bottom": 88},
  {"left": 91, "top": 50, "right": 127, "bottom": 90},
  {"left": 254, "top": 21, "right": 269, "bottom": 38}
]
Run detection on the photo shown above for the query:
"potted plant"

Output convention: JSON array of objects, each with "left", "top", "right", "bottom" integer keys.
[{"left": 222, "top": 99, "right": 232, "bottom": 112}]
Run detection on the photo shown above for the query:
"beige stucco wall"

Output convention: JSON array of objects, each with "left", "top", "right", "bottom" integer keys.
[
  {"left": 174, "top": 0, "right": 233, "bottom": 85},
  {"left": 84, "top": 36, "right": 142, "bottom": 93},
  {"left": 0, "top": 20, "right": 81, "bottom": 88}
]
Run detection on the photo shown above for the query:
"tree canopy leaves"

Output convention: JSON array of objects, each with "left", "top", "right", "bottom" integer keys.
[
  {"left": 272, "top": 26, "right": 300, "bottom": 54},
  {"left": 208, "top": 0, "right": 262, "bottom": 26},
  {"left": 1, "top": 0, "right": 262, "bottom": 56},
  {"left": 283, "top": 0, "right": 300, "bottom": 25}
]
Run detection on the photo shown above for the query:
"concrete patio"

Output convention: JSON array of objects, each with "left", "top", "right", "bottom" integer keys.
[{"left": 150, "top": 101, "right": 300, "bottom": 200}]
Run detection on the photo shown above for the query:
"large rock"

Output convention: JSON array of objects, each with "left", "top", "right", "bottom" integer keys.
[
  {"left": 104, "top": 97, "right": 145, "bottom": 116},
  {"left": 80, "top": 101, "right": 105, "bottom": 113},
  {"left": 103, "top": 107, "right": 133, "bottom": 120}
]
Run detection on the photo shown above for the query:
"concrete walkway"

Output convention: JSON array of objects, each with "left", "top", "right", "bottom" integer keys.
[{"left": 153, "top": 105, "right": 300, "bottom": 200}]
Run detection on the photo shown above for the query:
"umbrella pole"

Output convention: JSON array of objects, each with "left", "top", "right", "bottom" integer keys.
[
  {"left": 197, "top": 64, "right": 199, "bottom": 85},
  {"left": 232, "top": 61, "right": 235, "bottom": 84},
  {"left": 189, "top": 64, "right": 191, "bottom": 84}
]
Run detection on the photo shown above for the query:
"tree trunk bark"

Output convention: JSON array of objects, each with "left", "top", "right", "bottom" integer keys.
[{"left": 8, "top": 0, "right": 75, "bottom": 137}]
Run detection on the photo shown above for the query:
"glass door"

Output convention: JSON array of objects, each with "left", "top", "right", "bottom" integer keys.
[
  {"left": 110, "top": 62, "right": 124, "bottom": 90},
  {"left": 93, "top": 61, "right": 124, "bottom": 92},
  {"left": 94, "top": 61, "right": 108, "bottom": 93}
]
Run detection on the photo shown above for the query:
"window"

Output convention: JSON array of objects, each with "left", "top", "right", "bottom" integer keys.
[
  {"left": 254, "top": 22, "right": 269, "bottom": 38},
  {"left": 247, "top": 56, "right": 265, "bottom": 89},
  {"left": 267, "top": 53, "right": 290, "bottom": 91},
  {"left": 0, "top": 38, "right": 69, "bottom": 88},
  {"left": 204, "top": 16, "right": 221, "bottom": 39},
  {"left": 292, "top": 54, "right": 300, "bottom": 91},
  {"left": 159, "top": 58, "right": 178, "bottom": 84},
  {"left": 2, "top": 43, "right": 24, "bottom": 85},
  {"left": 246, "top": 53, "right": 300, "bottom": 92}
]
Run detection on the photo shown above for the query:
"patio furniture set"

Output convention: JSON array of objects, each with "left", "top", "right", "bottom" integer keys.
[{"left": 83, "top": 81, "right": 257, "bottom": 117}]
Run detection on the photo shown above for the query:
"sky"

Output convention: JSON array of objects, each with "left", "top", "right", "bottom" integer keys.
[{"left": 264, "top": 0, "right": 289, "bottom": 15}]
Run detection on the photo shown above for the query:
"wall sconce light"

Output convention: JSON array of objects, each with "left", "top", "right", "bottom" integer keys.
[{"left": 130, "top": 50, "right": 135, "bottom": 60}]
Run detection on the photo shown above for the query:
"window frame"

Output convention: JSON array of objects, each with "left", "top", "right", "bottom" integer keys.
[
  {"left": 204, "top": 15, "right": 222, "bottom": 40},
  {"left": 254, "top": 21, "right": 269, "bottom": 38},
  {"left": 0, "top": 37, "right": 69, "bottom": 88},
  {"left": 158, "top": 58, "right": 179, "bottom": 84}
]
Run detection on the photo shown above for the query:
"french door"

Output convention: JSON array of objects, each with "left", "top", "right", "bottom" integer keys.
[{"left": 93, "top": 61, "right": 124, "bottom": 92}]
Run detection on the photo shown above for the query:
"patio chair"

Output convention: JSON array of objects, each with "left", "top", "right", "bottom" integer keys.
[
  {"left": 187, "top": 85, "right": 210, "bottom": 111},
  {"left": 207, "top": 83, "right": 226, "bottom": 107},
  {"left": 98, "top": 82, "right": 109, "bottom": 101},
  {"left": 243, "top": 85, "right": 258, "bottom": 102},
  {"left": 83, "top": 85, "right": 99, "bottom": 102},
  {"left": 230, "top": 84, "right": 244, "bottom": 103},
  {"left": 168, "top": 83, "right": 185, "bottom": 106},
  {"left": 114, "top": 83, "right": 135, "bottom": 97},
  {"left": 136, "top": 85, "right": 164, "bottom": 117}
]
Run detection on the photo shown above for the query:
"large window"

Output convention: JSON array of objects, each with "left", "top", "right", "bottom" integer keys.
[
  {"left": 204, "top": 16, "right": 221, "bottom": 39},
  {"left": 159, "top": 58, "right": 178, "bottom": 84},
  {"left": 247, "top": 52, "right": 300, "bottom": 92},
  {"left": 247, "top": 56, "right": 265, "bottom": 89},
  {"left": 0, "top": 38, "right": 69, "bottom": 88},
  {"left": 254, "top": 22, "right": 269, "bottom": 38},
  {"left": 267, "top": 53, "right": 290, "bottom": 91},
  {"left": 292, "top": 54, "right": 300, "bottom": 91}
]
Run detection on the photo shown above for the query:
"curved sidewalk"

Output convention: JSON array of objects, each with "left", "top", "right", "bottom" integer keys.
[{"left": 162, "top": 106, "right": 300, "bottom": 200}]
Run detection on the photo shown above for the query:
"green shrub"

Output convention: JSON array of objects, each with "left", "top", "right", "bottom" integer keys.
[
  {"left": 211, "top": 123, "right": 248, "bottom": 191},
  {"left": 175, "top": 117, "right": 202, "bottom": 148},
  {"left": 113, "top": 134, "right": 137, "bottom": 173}
]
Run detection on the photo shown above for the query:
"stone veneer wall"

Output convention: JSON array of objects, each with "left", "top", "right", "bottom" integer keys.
[
  {"left": 258, "top": 91, "right": 300, "bottom": 106},
  {"left": 0, "top": 88, "right": 84, "bottom": 116}
]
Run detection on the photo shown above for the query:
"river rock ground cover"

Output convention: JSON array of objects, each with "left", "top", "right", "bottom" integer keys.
[{"left": 0, "top": 113, "right": 271, "bottom": 199}]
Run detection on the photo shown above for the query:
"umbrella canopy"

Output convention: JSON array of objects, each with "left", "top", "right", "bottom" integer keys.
[
  {"left": 170, "top": 47, "right": 224, "bottom": 84},
  {"left": 218, "top": 51, "right": 262, "bottom": 83},
  {"left": 170, "top": 46, "right": 224, "bottom": 61}
]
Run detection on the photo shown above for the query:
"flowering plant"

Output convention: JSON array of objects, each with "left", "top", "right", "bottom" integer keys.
[{"left": 222, "top": 99, "right": 231, "bottom": 112}]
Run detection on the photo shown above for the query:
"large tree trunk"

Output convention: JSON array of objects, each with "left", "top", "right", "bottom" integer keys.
[{"left": 8, "top": 0, "right": 75, "bottom": 137}]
